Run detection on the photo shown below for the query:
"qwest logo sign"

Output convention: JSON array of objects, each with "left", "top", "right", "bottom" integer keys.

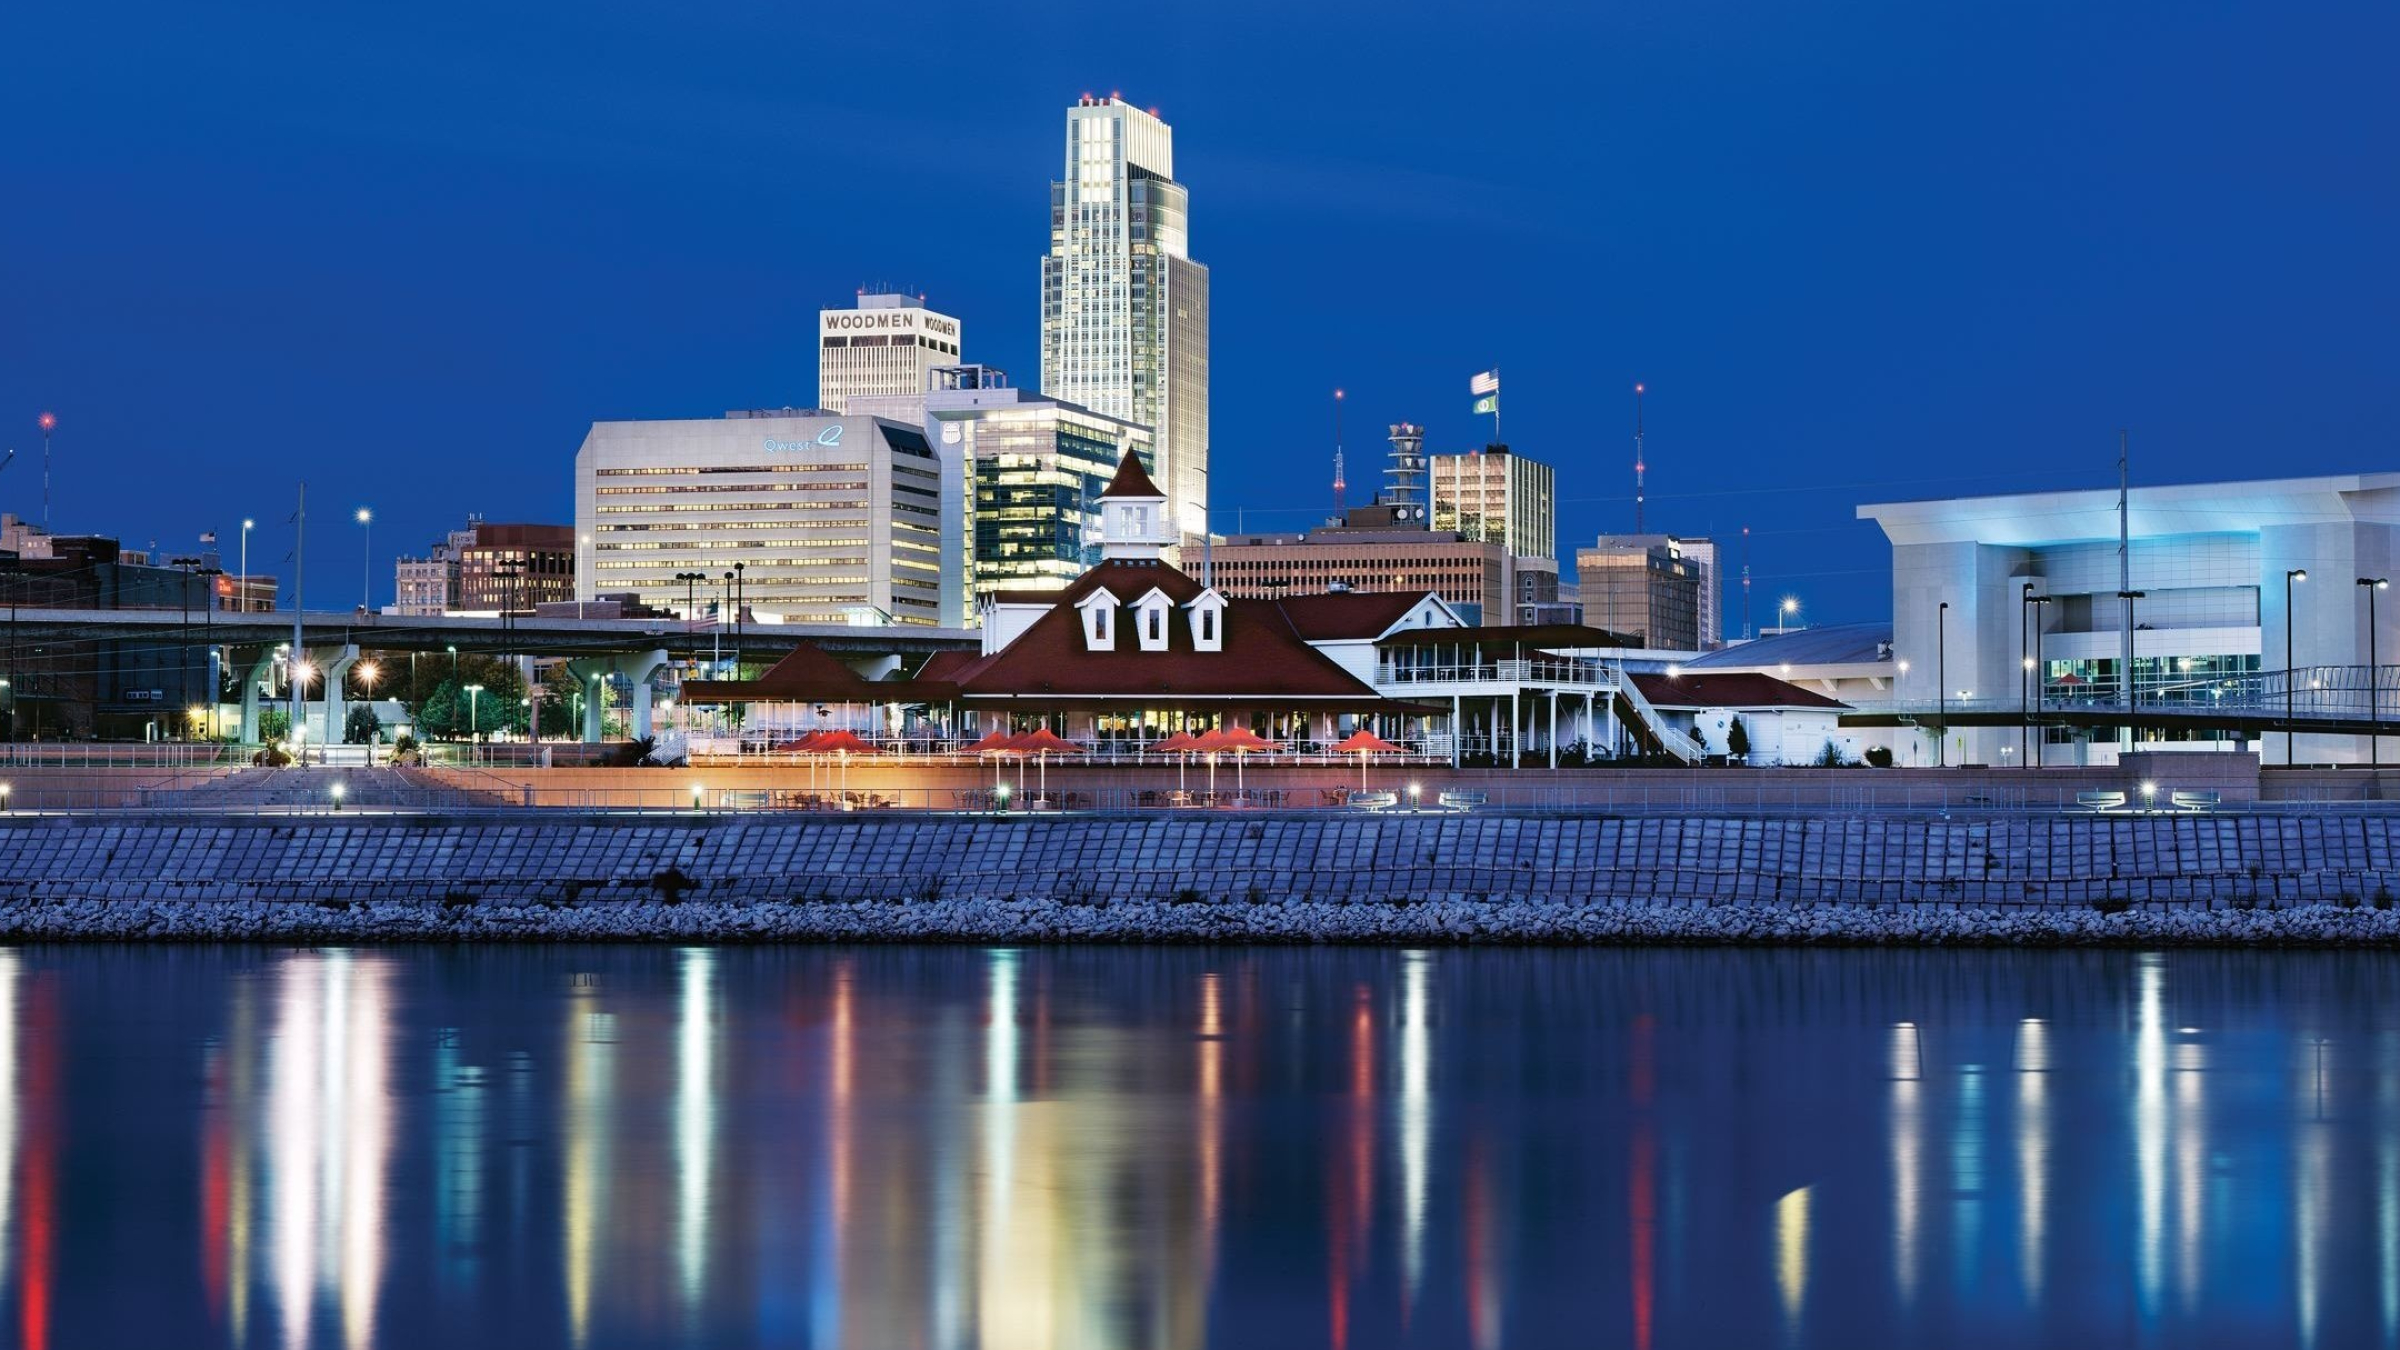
[{"left": 765, "top": 426, "right": 845, "bottom": 453}]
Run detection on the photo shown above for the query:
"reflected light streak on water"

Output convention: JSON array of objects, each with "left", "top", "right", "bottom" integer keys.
[
  {"left": 2298, "top": 1035, "right": 2332, "bottom": 1350},
  {"left": 2014, "top": 1019, "right": 2047, "bottom": 1305},
  {"left": 2135, "top": 954, "right": 2167, "bottom": 1320},
  {"left": 1775, "top": 1186, "right": 1810, "bottom": 1340},
  {"left": 0, "top": 952, "right": 15, "bottom": 1301},
  {"left": 676, "top": 948, "right": 715, "bottom": 1312},
  {"left": 1398, "top": 950, "right": 1430, "bottom": 1311},
  {"left": 1889, "top": 1022, "right": 1922, "bottom": 1311},
  {"left": 2175, "top": 1031, "right": 2208, "bottom": 1313},
  {"left": 2381, "top": 1032, "right": 2399, "bottom": 1347},
  {"left": 339, "top": 960, "right": 389, "bottom": 1350},
  {"left": 1952, "top": 1067, "right": 1985, "bottom": 1297},
  {"left": 271, "top": 957, "right": 324, "bottom": 1350},
  {"left": 562, "top": 988, "right": 612, "bottom": 1350}
]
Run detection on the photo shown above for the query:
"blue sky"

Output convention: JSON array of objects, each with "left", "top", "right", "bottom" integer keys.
[{"left": 4, "top": 1, "right": 2394, "bottom": 630}]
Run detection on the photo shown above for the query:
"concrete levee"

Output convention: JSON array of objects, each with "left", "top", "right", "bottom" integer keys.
[{"left": 0, "top": 807, "right": 2395, "bottom": 911}]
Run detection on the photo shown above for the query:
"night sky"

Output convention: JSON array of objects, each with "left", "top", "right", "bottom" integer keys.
[{"left": 5, "top": 2, "right": 2394, "bottom": 630}]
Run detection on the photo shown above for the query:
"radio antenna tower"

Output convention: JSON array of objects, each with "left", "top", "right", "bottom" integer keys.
[
  {"left": 1331, "top": 388, "right": 1347, "bottom": 517},
  {"left": 1741, "top": 525, "right": 1753, "bottom": 639},
  {"left": 1633, "top": 383, "right": 1647, "bottom": 533}
]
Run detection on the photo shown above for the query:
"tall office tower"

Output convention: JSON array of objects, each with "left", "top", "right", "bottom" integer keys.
[
  {"left": 1040, "top": 96, "right": 1210, "bottom": 548},
  {"left": 1431, "top": 444, "right": 1556, "bottom": 561},
  {"left": 817, "top": 292, "right": 964, "bottom": 413},
  {"left": 1576, "top": 534, "right": 1714, "bottom": 651}
]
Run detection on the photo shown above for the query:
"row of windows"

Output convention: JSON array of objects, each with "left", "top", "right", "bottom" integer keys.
[
  {"left": 597, "top": 464, "right": 868, "bottom": 477},
  {"left": 823, "top": 335, "right": 959, "bottom": 355}
]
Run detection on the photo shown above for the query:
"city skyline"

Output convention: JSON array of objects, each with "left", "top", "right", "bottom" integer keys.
[{"left": 4, "top": 2, "right": 2396, "bottom": 633}]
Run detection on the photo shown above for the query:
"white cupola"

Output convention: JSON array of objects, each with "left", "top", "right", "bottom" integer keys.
[
  {"left": 1098, "top": 449, "right": 1174, "bottom": 562},
  {"left": 1186, "top": 588, "right": 1227, "bottom": 652},
  {"left": 1074, "top": 586, "right": 1120, "bottom": 651}
]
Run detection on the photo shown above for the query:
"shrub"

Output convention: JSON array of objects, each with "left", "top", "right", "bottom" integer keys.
[{"left": 1865, "top": 746, "right": 1894, "bottom": 769}]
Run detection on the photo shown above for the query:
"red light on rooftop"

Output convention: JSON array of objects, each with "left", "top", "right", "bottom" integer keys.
[{"left": 38, "top": 412, "right": 56, "bottom": 432}]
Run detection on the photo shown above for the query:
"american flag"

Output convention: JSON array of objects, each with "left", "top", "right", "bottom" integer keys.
[
  {"left": 199, "top": 530, "right": 218, "bottom": 544},
  {"left": 1469, "top": 369, "right": 1500, "bottom": 396}
]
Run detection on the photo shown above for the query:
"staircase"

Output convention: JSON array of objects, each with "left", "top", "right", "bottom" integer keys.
[
  {"left": 139, "top": 767, "right": 523, "bottom": 811},
  {"left": 1611, "top": 680, "right": 1707, "bottom": 764}
]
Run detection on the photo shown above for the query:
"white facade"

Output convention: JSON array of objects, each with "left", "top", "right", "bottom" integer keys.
[
  {"left": 1862, "top": 472, "right": 2400, "bottom": 766},
  {"left": 1040, "top": 97, "right": 1209, "bottom": 548},
  {"left": 817, "top": 293, "right": 963, "bottom": 413},
  {"left": 575, "top": 411, "right": 956, "bottom": 628}
]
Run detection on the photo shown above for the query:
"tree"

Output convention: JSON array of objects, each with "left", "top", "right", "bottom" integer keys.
[
  {"left": 538, "top": 664, "right": 585, "bottom": 739},
  {"left": 343, "top": 704, "right": 382, "bottom": 745},
  {"left": 418, "top": 680, "right": 459, "bottom": 738},
  {"left": 258, "top": 708, "right": 290, "bottom": 743},
  {"left": 1726, "top": 717, "right": 1751, "bottom": 761}
]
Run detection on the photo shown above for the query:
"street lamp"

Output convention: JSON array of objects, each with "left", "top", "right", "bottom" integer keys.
[
  {"left": 240, "top": 518, "right": 255, "bottom": 612},
  {"left": 465, "top": 683, "right": 485, "bottom": 754},
  {"left": 2021, "top": 585, "right": 2055, "bottom": 769},
  {"left": 1936, "top": 601, "right": 1949, "bottom": 768},
  {"left": 356, "top": 508, "right": 373, "bottom": 612},
  {"left": 2287, "top": 568, "right": 2308, "bottom": 765},
  {"left": 2362, "top": 577, "right": 2389, "bottom": 768},
  {"left": 1780, "top": 596, "right": 1800, "bottom": 630}
]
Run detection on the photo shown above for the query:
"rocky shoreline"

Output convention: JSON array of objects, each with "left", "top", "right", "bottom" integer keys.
[{"left": 6, "top": 893, "right": 2400, "bottom": 946}]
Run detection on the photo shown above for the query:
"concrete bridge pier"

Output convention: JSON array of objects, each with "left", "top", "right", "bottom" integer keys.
[
  {"left": 566, "top": 649, "right": 670, "bottom": 742},
  {"left": 238, "top": 649, "right": 278, "bottom": 743},
  {"left": 309, "top": 644, "right": 359, "bottom": 751}
]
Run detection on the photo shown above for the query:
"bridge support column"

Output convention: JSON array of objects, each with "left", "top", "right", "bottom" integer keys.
[
  {"left": 239, "top": 649, "right": 278, "bottom": 743},
  {"left": 620, "top": 648, "right": 669, "bottom": 740},
  {"left": 309, "top": 644, "right": 359, "bottom": 754}
]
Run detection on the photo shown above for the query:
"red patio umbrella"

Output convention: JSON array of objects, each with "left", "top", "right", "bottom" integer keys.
[
  {"left": 1331, "top": 729, "right": 1405, "bottom": 793},
  {"left": 805, "top": 729, "right": 882, "bottom": 801},
  {"left": 1006, "top": 728, "right": 1076, "bottom": 796},
  {"left": 1190, "top": 727, "right": 1284, "bottom": 796},
  {"left": 1152, "top": 730, "right": 1202, "bottom": 796},
  {"left": 964, "top": 727, "right": 1023, "bottom": 795}
]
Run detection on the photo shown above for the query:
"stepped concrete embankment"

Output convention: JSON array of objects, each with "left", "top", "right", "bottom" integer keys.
[{"left": 4, "top": 806, "right": 2400, "bottom": 944}]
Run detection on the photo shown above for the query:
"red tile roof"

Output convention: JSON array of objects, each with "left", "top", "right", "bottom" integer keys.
[
  {"left": 1630, "top": 672, "right": 1847, "bottom": 710},
  {"left": 1271, "top": 591, "right": 1441, "bottom": 641},
  {"left": 944, "top": 559, "right": 1392, "bottom": 706},
  {"left": 680, "top": 643, "right": 884, "bottom": 704},
  {"left": 1100, "top": 449, "right": 1163, "bottom": 501}
]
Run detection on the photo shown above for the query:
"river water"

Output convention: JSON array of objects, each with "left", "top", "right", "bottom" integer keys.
[{"left": 0, "top": 943, "right": 2394, "bottom": 1348}]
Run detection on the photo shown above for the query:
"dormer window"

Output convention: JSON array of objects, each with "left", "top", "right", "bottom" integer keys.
[
  {"left": 1075, "top": 587, "right": 1120, "bottom": 652},
  {"left": 1187, "top": 588, "right": 1228, "bottom": 653},
  {"left": 1133, "top": 587, "right": 1175, "bottom": 652}
]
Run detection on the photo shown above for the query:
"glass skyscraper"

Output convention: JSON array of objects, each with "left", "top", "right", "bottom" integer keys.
[{"left": 1040, "top": 96, "right": 1210, "bottom": 550}]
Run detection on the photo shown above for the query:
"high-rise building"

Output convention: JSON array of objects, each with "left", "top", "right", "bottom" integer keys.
[
  {"left": 1040, "top": 96, "right": 1210, "bottom": 548},
  {"left": 456, "top": 524, "right": 577, "bottom": 614},
  {"left": 853, "top": 366, "right": 1153, "bottom": 617},
  {"left": 1431, "top": 445, "right": 1556, "bottom": 563},
  {"left": 817, "top": 292, "right": 964, "bottom": 413},
  {"left": 575, "top": 411, "right": 954, "bottom": 627},
  {"left": 1576, "top": 534, "right": 1710, "bottom": 651},
  {"left": 394, "top": 523, "right": 478, "bottom": 616}
]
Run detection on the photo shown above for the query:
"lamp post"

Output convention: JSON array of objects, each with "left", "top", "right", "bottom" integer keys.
[
  {"left": 355, "top": 508, "right": 373, "bottom": 611},
  {"left": 2021, "top": 585, "right": 2054, "bottom": 769},
  {"left": 2362, "top": 577, "right": 2389, "bottom": 768},
  {"left": 1780, "top": 596, "right": 1800, "bottom": 631},
  {"left": 198, "top": 565, "right": 223, "bottom": 739},
  {"left": 465, "top": 683, "right": 484, "bottom": 760},
  {"left": 170, "top": 555, "right": 204, "bottom": 738},
  {"left": 733, "top": 561, "right": 746, "bottom": 674},
  {"left": 2287, "top": 568, "right": 2309, "bottom": 765},
  {"left": 36, "top": 412, "right": 55, "bottom": 531},
  {"left": 1936, "top": 601, "right": 1949, "bottom": 768},
  {"left": 240, "top": 518, "right": 254, "bottom": 612}
]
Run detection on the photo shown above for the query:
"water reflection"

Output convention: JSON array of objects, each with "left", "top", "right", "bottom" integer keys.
[{"left": 4, "top": 947, "right": 2400, "bottom": 1346}]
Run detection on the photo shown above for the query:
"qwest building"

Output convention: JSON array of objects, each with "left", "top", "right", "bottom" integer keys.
[
  {"left": 575, "top": 411, "right": 955, "bottom": 627},
  {"left": 1862, "top": 473, "right": 2400, "bottom": 766}
]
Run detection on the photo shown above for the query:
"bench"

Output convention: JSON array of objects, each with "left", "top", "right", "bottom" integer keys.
[
  {"left": 1437, "top": 789, "right": 1488, "bottom": 812},
  {"left": 1348, "top": 790, "right": 1399, "bottom": 811},
  {"left": 2075, "top": 790, "right": 2127, "bottom": 813},
  {"left": 2170, "top": 789, "right": 2221, "bottom": 813}
]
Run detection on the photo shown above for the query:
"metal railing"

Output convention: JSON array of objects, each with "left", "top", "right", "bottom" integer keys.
[{"left": 1378, "top": 657, "right": 1617, "bottom": 688}]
